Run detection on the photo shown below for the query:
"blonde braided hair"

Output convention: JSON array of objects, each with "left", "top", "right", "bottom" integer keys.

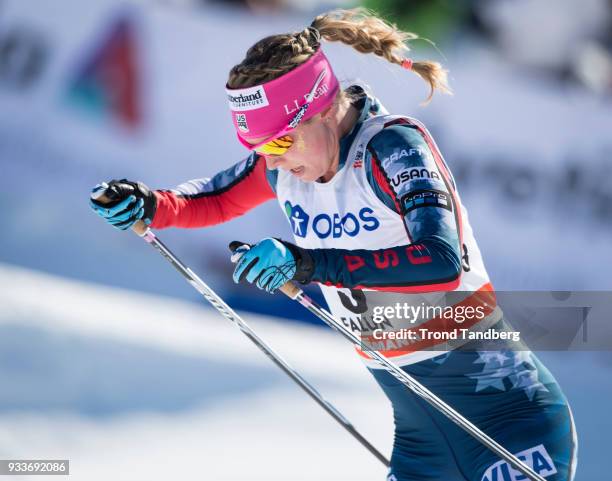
[{"left": 227, "top": 8, "right": 451, "bottom": 103}]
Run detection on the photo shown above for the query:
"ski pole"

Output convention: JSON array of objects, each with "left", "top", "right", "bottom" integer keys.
[
  {"left": 228, "top": 243, "right": 547, "bottom": 481},
  {"left": 91, "top": 187, "right": 390, "bottom": 468}
]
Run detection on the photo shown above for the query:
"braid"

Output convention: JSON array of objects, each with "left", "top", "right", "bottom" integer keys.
[
  {"left": 227, "top": 28, "right": 320, "bottom": 89},
  {"left": 311, "top": 9, "right": 414, "bottom": 66},
  {"left": 227, "top": 8, "right": 451, "bottom": 102},
  {"left": 312, "top": 8, "right": 451, "bottom": 102}
]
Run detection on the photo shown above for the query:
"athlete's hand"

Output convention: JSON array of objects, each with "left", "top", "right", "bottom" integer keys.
[
  {"left": 230, "top": 238, "right": 315, "bottom": 293},
  {"left": 89, "top": 179, "right": 157, "bottom": 230}
]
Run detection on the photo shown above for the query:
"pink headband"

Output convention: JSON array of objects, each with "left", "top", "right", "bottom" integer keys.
[{"left": 226, "top": 48, "right": 340, "bottom": 143}]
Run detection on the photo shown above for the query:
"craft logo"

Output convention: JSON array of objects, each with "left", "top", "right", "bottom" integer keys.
[
  {"left": 391, "top": 168, "right": 440, "bottom": 188},
  {"left": 285, "top": 201, "right": 380, "bottom": 239},
  {"left": 227, "top": 85, "right": 269, "bottom": 111},
  {"left": 236, "top": 113, "right": 249, "bottom": 133},
  {"left": 382, "top": 148, "right": 422, "bottom": 168},
  {"left": 66, "top": 14, "right": 141, "bottom": 129},
  {"left": 481, "top": 444, "right": 557, "bottom": 481}
]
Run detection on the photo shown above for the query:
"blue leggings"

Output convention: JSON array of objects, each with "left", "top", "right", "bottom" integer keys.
[{"left": 369, "top": 349, "right": 577, "bottom": 481}]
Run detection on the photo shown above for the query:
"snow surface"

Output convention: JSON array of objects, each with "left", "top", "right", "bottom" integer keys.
[{"left": 0, "top": 263, "right": 393, "bottom": 480}]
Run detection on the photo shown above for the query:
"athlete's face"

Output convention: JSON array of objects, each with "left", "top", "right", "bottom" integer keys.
[{"left": 250, "top": 108, "right": 341, "bottom": 183}]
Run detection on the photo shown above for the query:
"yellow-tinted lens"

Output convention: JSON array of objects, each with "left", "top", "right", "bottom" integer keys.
[{"left": 255, "top": 135, "right": 294, "bottom": 156}]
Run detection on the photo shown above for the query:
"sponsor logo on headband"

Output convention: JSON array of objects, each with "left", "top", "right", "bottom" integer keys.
[
  {"left": 235, "top": 113, "right": 249, "bottom": 133},
  {"left": 227, "top": 85, "right": 269, "bottom": 111},
  {"left": 283, "top": 82, "right": 330, "bottom": 116}
]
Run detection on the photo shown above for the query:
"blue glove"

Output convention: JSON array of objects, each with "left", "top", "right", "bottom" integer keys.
[
  {"left": 89, "top": 180, "right": 156, "bottom": 231},
  {"left": 230, "top": 238, "right": 315, "bottom": 294},
  {"left": 231, "top": 238, "right": 297, "bottom": 293}
]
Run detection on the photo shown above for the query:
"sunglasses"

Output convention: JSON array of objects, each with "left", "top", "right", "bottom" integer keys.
[{"left": 241, "top": 68, "right": 328, "bottom": 157}]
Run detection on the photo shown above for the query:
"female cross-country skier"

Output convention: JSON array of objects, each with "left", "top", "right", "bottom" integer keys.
[{"left": 90, "top": 9, "right": 577, "bottom": 481}]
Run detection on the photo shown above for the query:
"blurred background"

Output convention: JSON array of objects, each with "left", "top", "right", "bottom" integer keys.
[{"left": 1, "top": 0, "right": 611, "bottom": 479}]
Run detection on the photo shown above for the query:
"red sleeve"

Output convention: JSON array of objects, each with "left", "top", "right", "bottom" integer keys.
[{"left": 150, "top": 155, "right": 276, "bottom": 229}]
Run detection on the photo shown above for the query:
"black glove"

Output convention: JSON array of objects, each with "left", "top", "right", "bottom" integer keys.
[{"left": 89, "top": 179, "right": 157, "bottom": 230}]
